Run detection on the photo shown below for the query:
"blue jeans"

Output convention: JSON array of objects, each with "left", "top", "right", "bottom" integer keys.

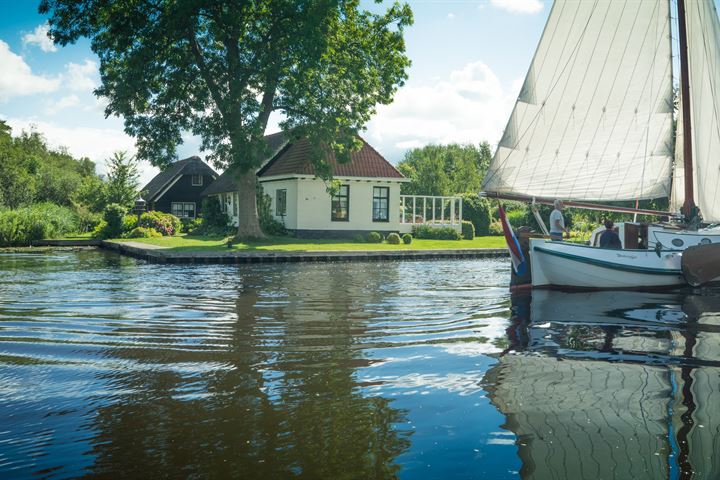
[{"left": 550, "top": 232, "right": 563, "bottom": 241}]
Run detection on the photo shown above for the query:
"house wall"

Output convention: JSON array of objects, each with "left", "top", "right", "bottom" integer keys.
[
  {"left": 151, "top": 173, "right": 216, "bottom": 216},
  {"left": 289, "top": 177, "right": 402, "bottom": 234},
  {"left": 260, "top": 179, "right": 299, "bottom": 230}
]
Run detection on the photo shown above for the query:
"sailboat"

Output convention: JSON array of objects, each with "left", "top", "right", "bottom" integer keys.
[{"left": 482, "top": 0, "right": 720, "bottom": 289}]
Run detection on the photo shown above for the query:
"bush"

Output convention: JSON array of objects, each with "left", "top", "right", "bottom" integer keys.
[
  {"left": 138, "top": 210, "right": 181, "bottom": 236},
  {"left": 402, "top": 233, "right": 412, "bottom": 244},
  {"left": 122, "top": 215, "right": 138, "bottom": 233},
  {"left": 103, "top": 203, "right": 127, "bottom": 238},
  {"left": 489, "top": 221, "right": 504, "bottom": 236},
  {"left": 127, "top": 226, "right": 162, "bottom": 238},
  {"left": 412, "top": 225, "right": 462, "bottom": 240},
  {"left": 461, "top": 194, "right": 492, "bottom": 236},
  {"left": 181, "top": 217, "right": 203, "bottom": 234},
  {"left": 194, "top": 197, "right": 232, "bottom": 236},
  {"left": 352, "top": 234, "right": 366, "bottom": 243},
  {"left": 386, "top": 232, "right": 401, "bottom": 244},
  {"left": 0, "top": 203, "right": 79, "bottom": 246},
  {"left": 256, "top": 187, "right": 287, "bottom": 236},
  {"left": 461, "top": 220, "right": 475, "bottom": 240},
  {"left": 366, "top": 231, "right": 383, "bottom": 243}
]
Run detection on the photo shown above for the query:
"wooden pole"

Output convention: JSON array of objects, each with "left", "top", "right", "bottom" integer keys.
[{"left": 677, "top": 0, "right": 696, "bottom": 217}]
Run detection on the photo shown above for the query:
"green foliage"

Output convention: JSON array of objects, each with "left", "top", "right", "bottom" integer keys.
[
  {"left": 352, "top": 234, "right": 366, "bottom": 243},
  {"left": 103, "top": 204, "right": 127, "bottom": 238},
  {"left": 256, "top": 185, "right": 287, "bottom": 236},
  {"left": 194, "top": 197, "right": 232, "bottom": 236},
  {"left": 0, "top": 203, "right": 79, "bottom": 246},
  {"left": 402, "top": 233, "right": 412, "bottom": 244},
  {"left": 122, "top": 215, "right": 138, "bottom": 233},
  {"left": 398, "top": 143, "right": 493, "bottom": 196},
  {"left": 461, "top": 220, "right": 475, "bottom": 240},
  {"left": 41, "top": 0, "right": 413, "bottom": 236},
  {"left": 386, "top": 232, "right": 401, "bottom": 244},
  {"left": 461, "top": 194, "right": 492, "bottom": 235},
  {"left": 0, "top": 127, "right": 101, "bottom": 210},
  {"left": 412, "top": 225, "right": 462, "bottom": 240},
  {"left": 139, "top": 211, "right": 181, "bottom": 236},
  {"left": 105, "top": 151, "right": 140, "bottom": 208},
  {"left": 181, "top": 217, "right": 203, "bottom": 234},
  {"left": 128, "top": 226, "right": 162, "bottom": 238},
  {"left": 366, "top": 231, "right": 383, "bottom": 243},
  {"left": 489, "top": 221, "right": 503, "bottom": 236}
]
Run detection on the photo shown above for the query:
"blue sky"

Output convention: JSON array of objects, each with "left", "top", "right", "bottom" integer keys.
[{"left": 0, "top": 0, "right": 551, "bottom": 184}]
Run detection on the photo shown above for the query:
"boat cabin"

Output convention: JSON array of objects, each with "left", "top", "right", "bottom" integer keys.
[{"left": 589, "top": 222, "right": 719, "bottom": 250}]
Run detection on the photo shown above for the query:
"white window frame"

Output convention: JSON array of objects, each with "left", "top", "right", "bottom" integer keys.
[
  {"left": 171, "top": 202, "right": 196, "bottom": 218},
  {"left": 191, "top": 174, "right": 203, "bottom": 186}
]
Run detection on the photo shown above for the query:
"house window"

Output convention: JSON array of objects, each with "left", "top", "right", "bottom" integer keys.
[
  {"left": 331, "top": 185, "right": 350, "bottom": 221},
  {"left": 219, "top": 194, "right": 227, "bottom": 213},
  {"left": 191, "top": 175, "right": 203, "bottom": 186},
  {"left": 233, "top": 193, "right": 238, "bottom": 216},
  {"left": 373, "top": 186, "right": 389, "bottom": 222},
  {"left": 171, "top": 202, "right": 196, "bottom": 218},
  {"left": 276, "top": 189, "right": 287, "bottom": 216}
]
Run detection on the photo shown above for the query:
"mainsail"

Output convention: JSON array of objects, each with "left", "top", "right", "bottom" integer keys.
[
  {"left": 671, "top": 0, "right": 720, "bottom": 222},
  {"left": 483, "top": 0, "right": 674, "bottom": 202}
]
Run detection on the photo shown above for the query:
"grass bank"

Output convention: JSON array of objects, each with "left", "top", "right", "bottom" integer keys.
[{"left": 117, "top": 234, "right": 507, "bottom": 253}]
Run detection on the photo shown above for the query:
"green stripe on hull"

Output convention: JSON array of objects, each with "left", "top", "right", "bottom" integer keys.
[{"left": 533, "top": 246, "right": 682, "bottom": 276}]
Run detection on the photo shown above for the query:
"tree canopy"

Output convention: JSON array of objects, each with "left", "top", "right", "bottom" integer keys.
[
  {"left": 41, "top": 0, "right": 413, "bottom": 237},
  {"left": 397, "top": 142, "right": 493, "bottom": 196}
]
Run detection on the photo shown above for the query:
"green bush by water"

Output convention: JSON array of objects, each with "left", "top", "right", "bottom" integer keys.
[
  {"left": 128, "top": 226, "right": 162, "bottom": 238},
  {"left": 0, "top": 203, "right": 79, "bottom": 246},
  {"left": 413, "top": 225, "right": 461, "bottom": 240},
  {"left": 139, "top": 211, "right": 181, "bottom": 236},
  {"left": 402, "top": 233, "right": 412, "bottom": 244},
  {"left": 367, "top": 231, "right": 383, "bottom": 243},
  {"left": 461, "top": 220, "right": 475, "bottom": 240}
]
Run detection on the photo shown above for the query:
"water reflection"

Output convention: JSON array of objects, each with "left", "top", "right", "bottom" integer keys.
[{"left": 485, "top": 290, "right": 720, "bottom": 480}]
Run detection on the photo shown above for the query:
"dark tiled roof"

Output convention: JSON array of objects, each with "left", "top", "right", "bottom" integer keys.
[
  {"left": 258, "top": 136, "right": 404, "bottom": 179},
  {"left": 201, "top": 131, "right": 292, "bottom": 196},
  {"left": 141, "top": 156, "right": 218, "bottom": 201}
]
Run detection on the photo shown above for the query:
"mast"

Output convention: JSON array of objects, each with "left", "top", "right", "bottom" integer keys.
[{"left": 677, "top": 0, "right": 696, "bottom": 218}]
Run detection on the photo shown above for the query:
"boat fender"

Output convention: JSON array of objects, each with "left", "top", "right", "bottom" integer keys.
[{"left": 654, "top": 242, "right": 663, "bottom": 258}]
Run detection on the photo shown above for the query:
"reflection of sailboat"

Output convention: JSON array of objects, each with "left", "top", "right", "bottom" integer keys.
[
  {"left": 484, "top": 290, "right": 720, "bottom": 479},
  {"left": 482, "top": 0, "right": 720, "bottom": 288}
]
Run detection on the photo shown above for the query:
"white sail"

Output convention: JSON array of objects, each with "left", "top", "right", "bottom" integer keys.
[
  {"left": 483, "top": 0, "right": 674, "bottom": 202},
  {"left": 684, "top": 0, "right": 720, "bottom": 223}
]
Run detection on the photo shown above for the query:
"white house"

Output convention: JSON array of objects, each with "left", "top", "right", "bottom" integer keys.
[{"left": 202, "top": 133, "right": 462, "bottom": 237}]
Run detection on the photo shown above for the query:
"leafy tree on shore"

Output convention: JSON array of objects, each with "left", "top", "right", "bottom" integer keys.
[
  {"left": 105, "top": 152, "right": 140, "bottom": 209},
  {"left": 41, "top": 0, "right": 413, "bottom": 239},
  {"left": 398, "top": 142, "right": 492, "bottom": 196}
]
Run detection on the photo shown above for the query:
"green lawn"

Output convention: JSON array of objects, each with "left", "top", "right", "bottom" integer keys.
[{"left": 116, "top": 234, "right": 507, "bottom": 253}]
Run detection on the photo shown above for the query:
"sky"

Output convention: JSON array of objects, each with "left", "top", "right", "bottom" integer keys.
[{"left": 0, "top": 0, "right": 551, "bottom": 185}]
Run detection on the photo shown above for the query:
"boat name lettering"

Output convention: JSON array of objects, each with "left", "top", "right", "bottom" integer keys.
[{"left": 616, "top": 254, "right": 637, "bottom": 260}]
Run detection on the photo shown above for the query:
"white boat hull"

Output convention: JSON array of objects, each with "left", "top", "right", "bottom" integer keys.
[{"left": 529, "top": 239, "right": 685, "bottom": 289}]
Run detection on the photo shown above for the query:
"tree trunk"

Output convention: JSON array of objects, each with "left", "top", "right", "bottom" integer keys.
[{"left": 234, "top": 169, "right": 265, "bottom": 239}]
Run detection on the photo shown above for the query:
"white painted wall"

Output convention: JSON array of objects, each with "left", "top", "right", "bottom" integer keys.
[
  {"left": 260, "top": 179, "right": 298, "bottom": 230},
  {"left": 287, "top": 177, "right": 403, "bottom": 232}
]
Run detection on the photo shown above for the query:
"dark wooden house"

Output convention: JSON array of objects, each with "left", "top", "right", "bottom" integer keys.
[{"left": 141, "top": 156, "right": 218, "bottom": 219}]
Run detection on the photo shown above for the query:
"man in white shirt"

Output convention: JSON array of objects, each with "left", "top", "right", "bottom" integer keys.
[{"left": 549, "top": 199, "right": 568, "bottom": 241}]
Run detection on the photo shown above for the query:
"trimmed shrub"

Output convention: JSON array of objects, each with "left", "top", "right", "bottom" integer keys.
[
  {"left": 0, "top": 203, "right": 79, "bottom": 246},
  {"left": 412, "top": 225, "right": 462, "bottom": 240},
  {"left": 122, "top": 215, "right": 138, "bottom": 233},
  {"left": 386, "top": 232, "right": 401, "bottom": 244},
  {"left": 181, "top": 217, "right": 203, "bottom": 234},
  {"left": 138, "top": 210, "right": 181, "bottom": 236},
  {"left": 461, "top": 220, "right": 475, "bottom": 240},
  {"left": 402, "top": 233, "right": 412, "bottom": 244},
  {"left": 103, "top": 203, "right": 127, "bottom": 238},
  {"left": 128, "top": 226, "right": 162, "bottom": 238},
  {"left": 461, "top": 194, "right": 492, "bottom": 236},
  {"left": 366, "top": 231, "right": 383, "bottom": 243}
]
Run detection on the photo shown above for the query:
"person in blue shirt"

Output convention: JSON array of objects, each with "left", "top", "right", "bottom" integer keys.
[{"left": 599, "top": 220, "right": 622, "bottom": 249}]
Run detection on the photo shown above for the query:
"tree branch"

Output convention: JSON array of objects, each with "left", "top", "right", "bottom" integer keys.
[{"left": 187, "top": 26, "right": 227, "bottom": 124}]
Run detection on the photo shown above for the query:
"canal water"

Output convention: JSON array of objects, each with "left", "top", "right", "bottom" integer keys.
[{"left": 0, "top": 250, "right": 719, "bottom": 479}]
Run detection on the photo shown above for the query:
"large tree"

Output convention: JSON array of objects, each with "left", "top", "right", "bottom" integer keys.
[
  {"left": 40, "top": 0, "right": 413, "bottom": 237},
  {"left": 397, "top": 142, "right": 493, "bottom": 196}
]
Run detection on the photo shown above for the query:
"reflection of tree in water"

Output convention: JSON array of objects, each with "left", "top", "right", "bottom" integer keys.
[
  {"left": 85, "top": 264, "right": 410, "bottom": 478},
  {"left": 484, "top": 291, "right": 720, "bottom": 480}
]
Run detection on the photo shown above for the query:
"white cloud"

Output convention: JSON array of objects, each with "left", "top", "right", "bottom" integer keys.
[
  {"left": 64, "top": 59, "right": 99, "bottom": 92},
  {"left": 5, "top": 118, "right": 158, "bottom": 186},
  {"left": 22, "top": 23, "right": 57, "bottom": 53},
  {"left": 45, "top": 94, "right": 80, "bottom": 115},
  {"left": 0, "top": 41, "right": 60, "bottom": 100},
  {"left": 490, "top": 0, "right": 544, "bottom": 15},
  {"left": 366, "top": 61, "right": 520, "bottom": 159},
  {"left": 447, "top": 13, "right": 456, "bottom": 19}
]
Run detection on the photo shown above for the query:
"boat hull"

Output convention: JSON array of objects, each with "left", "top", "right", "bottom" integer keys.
[{"left": 529, "top": 239, "right": 685, "bottom": 289}]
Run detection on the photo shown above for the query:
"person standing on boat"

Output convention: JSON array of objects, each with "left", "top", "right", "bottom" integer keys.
[
  {"left": 599, "top": 219, "right": 622, "bottom": 249},
  {"left": 549, "top": 199, "right": 568, "bottom": 241}
]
